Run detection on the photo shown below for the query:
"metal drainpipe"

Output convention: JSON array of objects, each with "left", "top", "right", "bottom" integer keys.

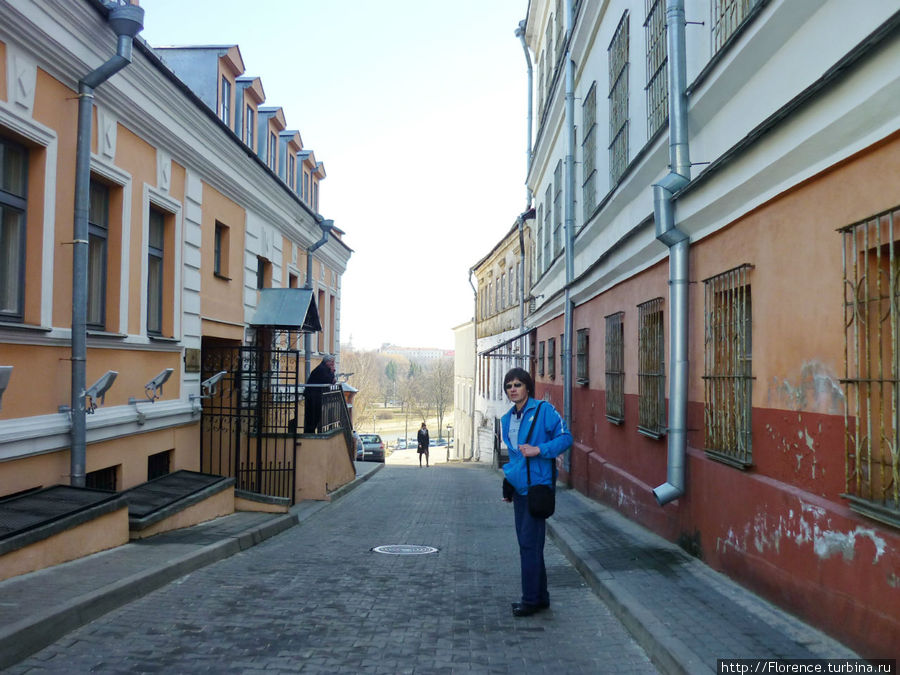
[
  {"left": 70, "top": 2, "right": 144, "bottom": 487},
  {"left": 468, "top": 269, "right": 478, "bottom": 461},
  {"left": 515, "top": 20, "right": 534, "bottom": 369},
  {"left": 563, "top": 0, "right": 576, "bottom": 476},
  {"left": 652, "top": 0, "right": 692, "bottom": 506},
  {"left": 304, "top": 218, "right": 333, "bottom": 380}
]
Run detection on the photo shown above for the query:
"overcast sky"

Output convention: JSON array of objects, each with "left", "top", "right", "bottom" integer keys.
[{"left": 139, "top": 0, "right": 529, "bottom": 351}]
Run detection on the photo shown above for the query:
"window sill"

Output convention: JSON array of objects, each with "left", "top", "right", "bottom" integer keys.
[
  {"left": 214, "top": 272, "right": 231, "bottom": 281},
  {"left": 0, "top": 321, "right": 52, "bottom": 333},
  {"left": 148, "top": 335, "right": 179, "bottom": 344},
  {"left": 87, "top": 330, "right": 127, "bottom": 339},
  {"left": 704, "top": 449, "right": 752, "bottom": 470},
  {"left": 606, "top": 415, "right": 624, "bottom": 425},
  {"left": 637, "top": 426, "right": 665, "bottom": 440},
  {"left": 843, "top": 494, "right": 900, "bottom": 530}
]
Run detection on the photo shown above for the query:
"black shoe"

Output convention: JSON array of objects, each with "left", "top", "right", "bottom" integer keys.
[{"left": 511, "top": 602, "right": 545, "bottom": 617}]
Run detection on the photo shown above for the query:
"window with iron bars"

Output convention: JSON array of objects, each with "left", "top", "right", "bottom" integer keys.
[
  {"left": 538, "top": 340, "right": 546, "bottom": 377},
  {"left": 638, "top": 297, "right": 666, "bottom": 437},
  {"left": 576, "top": 328, "right": 589, "bottom": 385},
  {"left": 703, "top": 264, "right": 753, "bottom": 468},
  {"left": 644, "top": 0, "right": 668, "bottom": 138},
  {"left": 582, "top": 83, "right": 597, "bottom": 222},
  {"left": 608, "top": 12, "right": 630, "bottom": 186},
  {"left": 840, "top": 207, "right": 900, "bottom": 528},
  {"left": 548, "top": 337, "right": 556, "bottom": 380},
  {"left": 711, "top": 0, "right": 762, "bottom": 54},
  {"left": 553, "top": 161, "right": 563, "bottom": 257},
  {"left": 605, "top": 312, "right": 625, "bottom": 423}
]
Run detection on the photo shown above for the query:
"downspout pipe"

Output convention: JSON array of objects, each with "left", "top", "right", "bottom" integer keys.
[
  {"left": 71, "top": 2, "right": 144, "bottom": 487},
  {"left": 515, "top": 19, "right": 534, "bottom": 369},
  {"left": 652, "top": 0, "right": 691, "bottom": 506},
  {"left": 468, "top": 269, "right": 478, "bottom": 461},
  {"left": 563, "top": 0, "right": 576, "bottom": 475},
  {"left": 304, "top": 218, "right": 333, "bottom": 381}
]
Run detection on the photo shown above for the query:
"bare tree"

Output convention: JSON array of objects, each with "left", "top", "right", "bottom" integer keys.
[
  {"left": 341, "top": 348, "right": 380, "bottom": 430},
  {"left": 424, "top": 357, "right": 454, "bottom": 439}
]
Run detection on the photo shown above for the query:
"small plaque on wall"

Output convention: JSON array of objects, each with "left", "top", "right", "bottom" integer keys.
[{"left": 184, "top": 348, "right": 201, "bottom": 373}]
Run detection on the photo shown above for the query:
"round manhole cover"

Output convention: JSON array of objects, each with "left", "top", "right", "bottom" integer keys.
[{"left": 371, "top": 544, "right": 439, "bottom": 555}]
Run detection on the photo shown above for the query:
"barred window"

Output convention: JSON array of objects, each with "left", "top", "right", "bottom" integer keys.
[
  {"left": 605, "top": 312, "right": 625, "bottom": 423},
  {"left": 582, "top": 83, "right": 597, "bottom": 222},
  {"left": 544, "top": 184, "right": 552, "bottom": 270},
  {"left": 841, "top": 208, "right": 900, "bottom": 527},
  {"left": 548, "top": 337, "right": 556, "bottom": 380},
  {"left": 536, "top": 204, "right": 544, "bottom": 275},
  {"left": 711, "top": 0, "right": 762, "bottom": 53},
  {"left": 576, "top": 328, "right": 589, "bottom": 385},
  {"left": 703, "top": 264, "right": 753, "bottom": 467},
  {"left": 638, "top": 297, "right": 666, "bottom": 437},
  {"left": 608, "top": 12, "right": 630, "bottom": 185},
  {"left": 553, "top": 161, "right": 563, "bottom": 257},
  {"left": 538, "top": 340, "right": 546, "bottom": 377},
  {"left": 644, "top": 0, "right": 668, "bottom": 138}
]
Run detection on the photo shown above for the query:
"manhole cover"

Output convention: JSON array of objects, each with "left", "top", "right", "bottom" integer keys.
[{"left": 371, "top": 544, "right": 439, "bottom": 555}]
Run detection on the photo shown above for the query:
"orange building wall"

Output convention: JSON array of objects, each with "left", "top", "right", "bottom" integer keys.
[{"left": 201, "top": 183, "right": 245, "bottom": 335}]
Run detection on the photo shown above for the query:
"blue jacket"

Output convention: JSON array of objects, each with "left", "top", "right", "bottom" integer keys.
[{"left": 501, "top": 397, "right": 572, "bottom": 495}]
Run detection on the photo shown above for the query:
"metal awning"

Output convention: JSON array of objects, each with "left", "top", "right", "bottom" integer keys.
[
  {"left": 478, "top": 328, "right": 534, "bottom": 359},
  {"left": 249, "top": 288, "right": 321, "bottom": 331}
]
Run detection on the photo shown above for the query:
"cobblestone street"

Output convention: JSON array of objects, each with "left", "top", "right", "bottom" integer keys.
[{"left": 7, "top": 464, "right": 658, "bottom": 674}]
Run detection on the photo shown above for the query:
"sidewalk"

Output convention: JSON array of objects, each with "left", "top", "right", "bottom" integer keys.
[
  {"left": 547, "top": 485, "right": 860, "bottom": 673},
  {"left": 0, "top": 462, "right": 859, "bottom": 672},
  {"left": 0, "top": 461, "right": 383, "bottom": 670}
]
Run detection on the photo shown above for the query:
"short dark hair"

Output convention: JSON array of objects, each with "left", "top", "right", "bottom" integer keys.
[{"left": 503, "top": 367, "right": 534, "bottom": 397}]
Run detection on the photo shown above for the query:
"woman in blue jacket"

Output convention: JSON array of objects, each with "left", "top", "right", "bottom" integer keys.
[{"left": 501, "top": 367, "right": 572, "bottom": 617}]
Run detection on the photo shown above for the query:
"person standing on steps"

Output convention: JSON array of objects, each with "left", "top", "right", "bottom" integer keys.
[
  {"left": 500, "top": 367, "right": 572, "bottom": 617},
  {"left": 303, "top": 355, "right": 336, "bottom": 434},
  {"left": 417, "top": 422, "right": 430, "bottom": 467}
]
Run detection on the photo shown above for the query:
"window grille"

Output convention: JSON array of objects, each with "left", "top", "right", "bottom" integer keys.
[
  {"left": 644, "top": 0, "right": 668, "bottom": 138},
  {"left": 0, "top": 136, "right": 27, "bottom": 322},
  {"left": 638, "top": 297, "right": 666, "bottom": 437},
  {"left": 538, "top": 341, "right": 545, "bottom": 377},
  {"left": 703, "top": 264, "right": 753, "bottom": 467},
  {"left": 536, "top": 204, "right": 544, "bottom": 275},
  {"left": 608, "top": 12, "right": 630, "bottom": 185},
  {"left": 711, "top": 0, "right": 761, "bottom": 53},
  {"left": 840, "top": 207, "right": 900, "bottom": 527},
  {"left": 553, "top": 162, "right": 563, "bottom": 256},
  {"left": 85, "top": 465, "right": 117, "bottom": 492},
  {"left": 582, "top": 84, "right": 597, "bottom": 221},
  {"left": 548, "top": 337, "right": 556, "bottom": 380},
  {"left": 544, "top": 185, "right": 552, "bottom": 270},
  {"left": 605, "top": 312, "right": 625, "bottom": 423},
  {"left": 576, "top": 328, "right": 589, "bottom": 385}
]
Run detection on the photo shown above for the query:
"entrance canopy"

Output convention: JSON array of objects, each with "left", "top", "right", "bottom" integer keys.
[{"left": 250, "top": 288, "right": 321, "bottom": 332}]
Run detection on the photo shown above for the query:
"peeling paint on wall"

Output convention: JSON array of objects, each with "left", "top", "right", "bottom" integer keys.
[
  {"left": 767, "top": 361, "right": 844, "bottom": 415},
  {"left": 719, "top": 502, "right": 889, "bottom": 565}
]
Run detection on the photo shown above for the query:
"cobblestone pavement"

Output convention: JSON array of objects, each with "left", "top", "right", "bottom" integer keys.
[{"left": 6, "top": 464, "right": 659, "bottom": 674}]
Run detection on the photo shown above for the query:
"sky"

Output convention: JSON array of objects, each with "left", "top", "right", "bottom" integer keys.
[{"left": 139, "top": 0, "right": 530, "bottom": 352}]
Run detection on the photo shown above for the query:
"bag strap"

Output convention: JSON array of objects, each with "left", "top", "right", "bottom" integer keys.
[{"left": 524, "top": 402, "right": 554, "bottom": 488}]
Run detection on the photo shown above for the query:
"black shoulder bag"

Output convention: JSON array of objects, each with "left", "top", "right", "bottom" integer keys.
[{"left": 525, "top": 402, "right": 556, "bottom": 519}]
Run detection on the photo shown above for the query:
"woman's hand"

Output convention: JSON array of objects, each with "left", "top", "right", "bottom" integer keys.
[{"left": 518, "top": 443, "right": 541, "bottom": 458}]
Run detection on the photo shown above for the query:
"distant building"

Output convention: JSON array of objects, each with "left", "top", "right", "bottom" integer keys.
[
  {"left": 379, "top": 345, "right": 453, "bottom": 364},
  {"left": 452, "top": 321, "right": 475, "bottom": 461}
]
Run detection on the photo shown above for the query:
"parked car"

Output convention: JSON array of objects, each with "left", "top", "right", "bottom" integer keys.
[{"left": 357, "top": 434, "right": 385, "bottom": 462}]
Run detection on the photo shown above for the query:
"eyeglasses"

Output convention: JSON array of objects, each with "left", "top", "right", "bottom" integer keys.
[{"left": 505, "top": 382, "right": 524, "bottom": 390}]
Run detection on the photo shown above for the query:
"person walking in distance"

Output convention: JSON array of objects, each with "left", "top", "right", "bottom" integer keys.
[
  {"left": 303, "top": 355, "right": 336, "bottom": 433},
  {"left": 417, "top": 422, "right": 430, "bottom": 467},
  {"left": 500, "top": 367, "right": 572, "bottom": 617}
]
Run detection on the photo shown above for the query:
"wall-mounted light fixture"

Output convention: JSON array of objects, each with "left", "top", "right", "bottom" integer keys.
[
  {"left": 85, "top": 370, "right": 118, "bottom": 414},
  {"left": 0, "top": 366, "right": 12, "bottom": 411},
  {"left": 130, "top": 368, "right": 173, "bottom": 404}
]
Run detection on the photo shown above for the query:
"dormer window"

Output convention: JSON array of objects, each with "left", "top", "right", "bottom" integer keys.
[
  {"left": 245, "top": 105, "right": 255, "bottom": 149},
  {"left": 268, "top": 131, "right": 277, "bottom": 171},
  {"left": 220, "top": 76, "right": 231, "bottom": 127}
]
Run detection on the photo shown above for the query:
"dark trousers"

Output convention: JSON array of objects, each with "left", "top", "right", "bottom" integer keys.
[{"left": 513, "top": 492, "right": 549, "bottom": 607}]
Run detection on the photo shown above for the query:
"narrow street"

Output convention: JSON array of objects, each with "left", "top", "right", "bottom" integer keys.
[{"left": 7, "top": 464, "right": 658, "bottom": 674}]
